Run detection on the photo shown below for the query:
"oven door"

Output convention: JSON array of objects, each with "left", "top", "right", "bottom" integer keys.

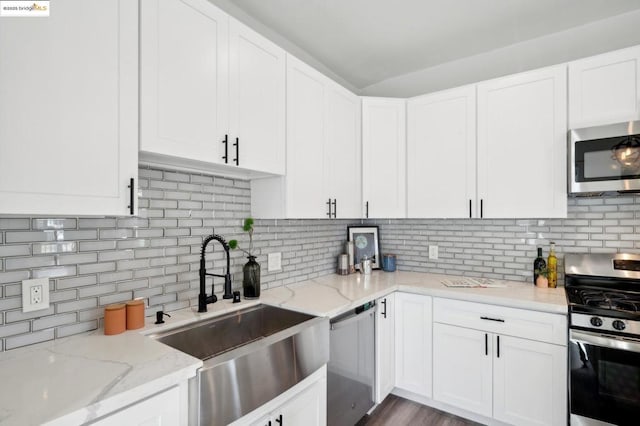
[
  {"left": 570, "top": 121, "right": 640, "bottom": 193},
  {"left": 569, "top": 329, "right": 640, "bottom": 425}
]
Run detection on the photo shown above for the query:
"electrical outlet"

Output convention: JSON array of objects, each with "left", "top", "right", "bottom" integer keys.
[
  {"left": 268, "top": 252, "right": 282, "bottom": 272},
  {"left": 429, "top": 245, "right": 439, "bottom": 260},
  {"left": 22, "top": 278, "right": 50, "bottom": 313}
]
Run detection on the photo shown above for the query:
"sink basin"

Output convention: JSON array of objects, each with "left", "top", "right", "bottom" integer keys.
[{"left": 150, "top": 304, "right": 329, "bottom": 426}]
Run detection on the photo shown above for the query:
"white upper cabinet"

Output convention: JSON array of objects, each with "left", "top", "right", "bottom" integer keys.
[
  {"left": 229, "top": 18, "right": 286, "bottom": 174},
  {"left": 477, "top": 65, "right": 567, "bottom": 218},
  {"left": 569, "top": 45, "right": 640, "bottom": 128},
  {"left": 0, "top": 0, "right": 138, "bottom": 216},
  {"left": 252, "top": 54, "right": 361, "bottom": 219},
  {"left": 140, "top": 0, "right": 285, "bottom": 176},
  {"left": 140, "top": 0, "right": 228, "bottom": 165},
  {"left": 362, "top": 98, "right": 407, "bottom": 218},
  {"left": 407, "top": 86, "right": 477, "bottom": 218},
  {"left": 284, "top": 54, "right": 327, "bottom": 218},
  {"left": 324, "top": 82, "right": 362, "bottom": 219}
]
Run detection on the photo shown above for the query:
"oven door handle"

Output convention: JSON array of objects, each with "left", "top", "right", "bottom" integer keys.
[{"left": 570, "top": 329, "right": 640, "bottom": 353}]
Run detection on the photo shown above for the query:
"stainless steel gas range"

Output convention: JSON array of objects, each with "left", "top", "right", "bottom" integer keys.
[{"left": 565, "top": 253, "right": 640, "bottom": 426}]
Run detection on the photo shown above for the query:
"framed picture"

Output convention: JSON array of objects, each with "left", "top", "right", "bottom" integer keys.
[{"left": 347, "top": 225, "right": 380, "bottom": 270}]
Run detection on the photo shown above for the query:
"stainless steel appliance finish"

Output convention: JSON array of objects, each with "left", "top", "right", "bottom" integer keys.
[
  {"left": 328, "top": 301, "right": 376, "bottom": 426},
  {"left": 569, "top": 120, "right": 640, "bottom": 194},
  {"left": 150, "top": 304, "right": 329, "bottom": 426},
  {"left": 565, "top": 254, "right": 640, "bottom": 425}
]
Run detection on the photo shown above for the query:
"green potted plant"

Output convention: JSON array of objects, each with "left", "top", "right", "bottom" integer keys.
[{"left": 229, "top": 218, "right": 260, "bottom": 299}]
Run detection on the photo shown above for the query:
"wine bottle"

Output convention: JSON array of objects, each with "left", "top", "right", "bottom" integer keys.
[
  {"left": 533, "top": 247, "right": 546, "bottom": 284},
  {"left": 547, "top": 242, "right": 557, "bottom": 288}
]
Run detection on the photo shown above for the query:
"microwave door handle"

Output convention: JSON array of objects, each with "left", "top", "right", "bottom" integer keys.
[{"left": 570, "top": 330, "right": 640, "bottom": 354}]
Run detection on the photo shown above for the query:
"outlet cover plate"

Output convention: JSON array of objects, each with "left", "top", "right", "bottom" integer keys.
[
  {"left": 22, "top": 278, "right": 50, "bottom": 313},
  {"left": 268, "top": 252, "right": 282, "bottom": 272},
  {"left": 429, "top": 245, "right": 439, "bottom": 260}
]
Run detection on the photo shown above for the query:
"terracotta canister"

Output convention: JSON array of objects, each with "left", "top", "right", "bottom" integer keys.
[
  {"left": 126, "top": 299, "right": 145, "bottom": 330},
  {"left": 104, "top": 304, "right": 126, "bottom": 335}
]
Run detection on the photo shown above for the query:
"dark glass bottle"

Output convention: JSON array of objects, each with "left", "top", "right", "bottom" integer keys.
[
  {"left": 243, "top": 256, "right": 261, "bottom": 299},
  {"left": 533, "top": 247, "right": 546, "bottom": 285}
]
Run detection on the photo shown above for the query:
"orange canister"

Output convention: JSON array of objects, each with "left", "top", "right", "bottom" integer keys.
[
  {"left": 126, "top": 299, "right": 145, "bottom": 330},
  {"left": 104, "top": 304, "right": 126, "bottom": 335}
]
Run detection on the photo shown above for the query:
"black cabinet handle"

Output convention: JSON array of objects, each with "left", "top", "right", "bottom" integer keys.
[
  {"left": 222, "top": 134, "right": 228, "bottom": 163},
  {"left": 485, "top": 333, "right": 488, "bottom": 356},
  {"left": 480, "top": 199, "right": 484, "bottom": 218},
  {"left": 332, "top": 199, "right": 337, "bottom": 218},
  {"left": 266, "top": 421, "right": 271, "bottom": 426},
  {"left": 480, "top": 316, "right": 505, "bottom": 323},
  {"left": 275, "top": 414, "right": 283, "bottom": 425},
  {"left": 127, "top": 178, "right": 134, "bottom": 215},
  {"left": 381, "top": 298, "right": 387, "bottom": 318},
  {"left": 469, "top": 199, "right": 472, "bottom": 218},
  {"left": 233, "top": 137, "right": 239, "bottom": 165},
  {"left": 326, "top": 198, "right": 332, "bottom": 217},
  {"left": 497, "top": 335, "right": 500, "bottom": 358},
  {"left": 365, "top": 201, "right": 369, "bottom": 218}
]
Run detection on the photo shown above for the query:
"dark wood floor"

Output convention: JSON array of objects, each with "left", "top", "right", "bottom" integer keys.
[{"left": 357, "top": 395, "right": 483, "bottom": 426}]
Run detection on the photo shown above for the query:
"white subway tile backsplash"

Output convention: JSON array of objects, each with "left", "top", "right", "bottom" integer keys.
[
  {"left": 5, "top": 329, "right": 55, "bottom": 350},
  {"left": 32, "top": 312, "right": 77, "bottom": 331},
  {"left": 2, "top": 166, "right": 639, "bottom": 351}
]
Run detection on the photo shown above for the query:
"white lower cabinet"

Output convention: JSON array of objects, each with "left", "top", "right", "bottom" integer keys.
[
  {"left": 432, "top": 297, "right": 567, "bottom": 426},
  {"left": 375, "top": 293, "right": 395, "bottom": 403},
  {"left": 91, "top": 386, "right": 181, "bottom": 426},
  {"left": 394, "top": 293, "right": 432, "bottom": 398},
  {"left": 433, "top": 323, "right": 492, "bottom": 417},
  {"left": 249, "top": 375, "right": 327, "bottom": 426}
]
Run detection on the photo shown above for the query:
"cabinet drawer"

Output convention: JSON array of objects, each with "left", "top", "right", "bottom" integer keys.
[{"left": 433, "top": 298, "right": 566, "bottom": 346}]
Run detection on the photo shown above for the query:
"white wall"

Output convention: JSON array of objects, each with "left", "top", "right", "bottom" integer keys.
[{"left": 360, "top": 9, "right": 640, "bottom": 98}]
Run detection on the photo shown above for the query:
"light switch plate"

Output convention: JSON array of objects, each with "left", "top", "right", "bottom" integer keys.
[
  {"left": 429, "top": 245, "right": 439, "bottom": 260},
  {"left": 268, "top": 252, "right": 282, "bottom": 272},
  {"left": 22, "top": 278, "right": 50, "bottom": 313}
]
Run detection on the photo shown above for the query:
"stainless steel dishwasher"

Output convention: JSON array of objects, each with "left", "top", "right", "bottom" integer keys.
[{"left": 328, "top": 301, "right": 376, "bottom": 426}]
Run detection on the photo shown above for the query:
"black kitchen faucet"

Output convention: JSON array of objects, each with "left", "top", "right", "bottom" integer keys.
[{"left": 198, "top": 233, "right": 234, "bottom": 312}]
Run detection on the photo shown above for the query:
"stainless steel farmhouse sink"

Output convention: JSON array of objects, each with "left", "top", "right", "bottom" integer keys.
[{"left": 150, "top": 304, "right": 329, "bottom": 426}]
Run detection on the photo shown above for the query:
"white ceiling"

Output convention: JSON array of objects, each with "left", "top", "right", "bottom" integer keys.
[{"left": 231, "top": 0, "right": 640, "bottom": 89}]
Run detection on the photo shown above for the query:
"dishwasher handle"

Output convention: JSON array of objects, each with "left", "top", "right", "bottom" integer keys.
[{"left": 330, "top": 306, "right": 376, "bottom": 331}]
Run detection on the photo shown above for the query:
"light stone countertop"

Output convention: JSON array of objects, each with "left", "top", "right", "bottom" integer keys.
[
  {"left": 259, "top": 270, "right": 568, "bottom": 318},
  {"left": 0, "top": 273, "right": 566, "bottom": 425},
  {"left": 0, "top": 298, "right": 259, "bottom": 426}
]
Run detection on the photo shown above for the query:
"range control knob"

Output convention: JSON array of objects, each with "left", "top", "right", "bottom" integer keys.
[
  {"left": 613, "top": 320, "right": 626, "bottom": 331},
  {"left": 590, "top": 317, "right": 603, "bottom": 327}
]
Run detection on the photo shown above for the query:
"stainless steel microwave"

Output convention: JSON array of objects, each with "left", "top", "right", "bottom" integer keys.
[{"left": 569, "top": 121, "right": 640, "bottom": 194}]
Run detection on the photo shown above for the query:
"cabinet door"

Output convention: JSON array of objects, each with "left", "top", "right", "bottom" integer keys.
[
  {"left": 277, "top": 376, "right": 327, "bottom": 426},
  {"left": 92, "top": 386, "right": 181, "bottom": 425},
  {"left": 140, "top": 0, "right": 228, "bottom": 164},
  {"left": 0, "top": 0, "right": 138, "bottom": 216},
  {"left": 285, "top": 55, "right": 326, "bottom": 218},
  {"left": 477, "top": 65, "right": 567, "bottom": 218},
  {"left": 407, "top": 86, "right": 476, "bottom": 218},
  {"left": 325, "top": 82, "right": 362, "bottom": 218},
  {"left": 395, "top": 293, "right": 432, "bottom": 397},
  {"left": 362, "top": 98, "right": 407, "bottom": 218},
  {"left": 569, "top": 45, "right": 640, "bottom": 128},
  {"left": 375, "top": 294, "right": 395, "bottom": 403},
  {"left": 229, "top": 18, "right": 285, "bottom": 174},
  {"left": 493, "top": 335, "right": 567, "bottom": 426},
  {"left": 433, "top": 323, "right": 492, "bottom": 417}
]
